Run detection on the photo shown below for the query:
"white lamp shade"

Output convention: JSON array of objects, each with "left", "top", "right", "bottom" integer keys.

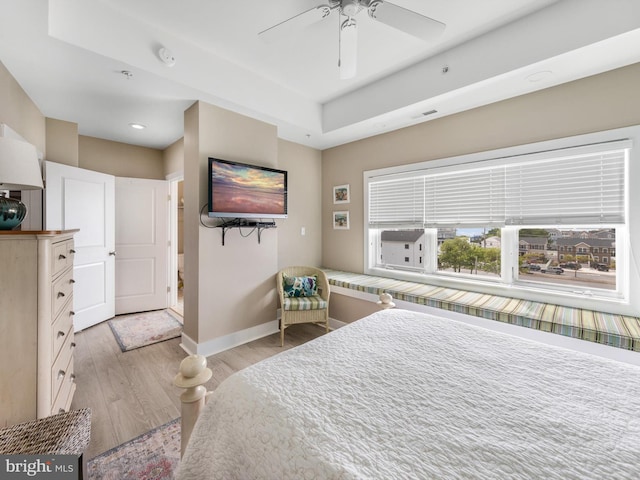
[{"left": 0, "top": 137, "right": 44, "bottom": 190}]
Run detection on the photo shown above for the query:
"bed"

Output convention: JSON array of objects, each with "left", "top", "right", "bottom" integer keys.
[{"left": 176, "top": 308, "right": 640, "bottom": 479}]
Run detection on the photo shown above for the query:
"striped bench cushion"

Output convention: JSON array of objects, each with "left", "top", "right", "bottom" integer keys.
[
  {"left": 283, "top": 295, "right": 328, "bottom": 311},
  {"left": 323, "top": 269, "right": 640, "bottom": 352}
]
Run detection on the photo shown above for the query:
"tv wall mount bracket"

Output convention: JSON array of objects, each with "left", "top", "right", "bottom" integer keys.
[{"left": 217, "top": 219, "right": 277, "bottom": 246}]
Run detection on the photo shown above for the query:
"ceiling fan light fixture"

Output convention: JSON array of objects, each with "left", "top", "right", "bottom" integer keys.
[{"left": 341, "top": 0, "right": 361, "bottom": 17}]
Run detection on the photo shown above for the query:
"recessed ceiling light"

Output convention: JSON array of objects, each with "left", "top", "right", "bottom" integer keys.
[{"left": 129, "top": 123, "right": 146, "bottom": 130}]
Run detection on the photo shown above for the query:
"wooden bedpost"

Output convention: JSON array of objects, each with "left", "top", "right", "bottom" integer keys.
[{"left": 174, "top": 354, "right": 213, "bottom": 458}]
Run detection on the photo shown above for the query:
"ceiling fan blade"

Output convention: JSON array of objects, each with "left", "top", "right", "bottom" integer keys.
[
  {"left": 259, "top": 5, "right": 334, "bottom": 43},
  {"left": 339, "top": 16, "right": 357, "bottom": 79},
  {"left": 368, "top": 1, "right": 445, "bottom": 41}
]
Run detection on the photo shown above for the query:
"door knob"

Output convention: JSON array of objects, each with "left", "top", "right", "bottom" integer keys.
[{"left": 109, "top": 251, "right": 117, "bottom": 256}]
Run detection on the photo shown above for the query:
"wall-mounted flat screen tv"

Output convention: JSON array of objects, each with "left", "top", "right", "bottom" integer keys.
[{"left": 208, "top": 158, "right": 288, "bottom": 219}]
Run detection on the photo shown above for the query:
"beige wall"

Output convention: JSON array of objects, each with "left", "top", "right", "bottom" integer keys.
[
  {"left": 79, "top": 135, "right": 164, "bottom": 179},
  {"left": 183, "top": 101, "right": 280, "bottom": 346},
  {"left": 45, "top": 118, "right": 78, "bottom": 166},
  {"left": 163, "top": 137, "right": 184, "bottom": 177},
  {"left": 277, "top": 139, "right": 322, "bottom": 270},
  {"left": 322, "top": 62, "right": 640, "bottom": 273},
  {"left": 0, "top": 61, "right": 45, "bottom": 153},
  {"left": 183, "top": 104, "right": 200, "bottom": 341},
  {"left": 330, "top": 293, "right": 380, "bottom": 324}
]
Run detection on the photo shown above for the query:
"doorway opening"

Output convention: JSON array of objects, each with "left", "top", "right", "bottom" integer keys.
[{"left": 168, "top": 174, "right": 184, "bottom": 317}]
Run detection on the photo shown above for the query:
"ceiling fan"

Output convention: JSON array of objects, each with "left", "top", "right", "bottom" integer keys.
[{"left": 258, "top": 0, "right": 446, "bottom": 80}]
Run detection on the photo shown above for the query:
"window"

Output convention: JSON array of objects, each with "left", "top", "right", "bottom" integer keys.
[
  {"left": 365, "top": 128, "right": 636, "bottom": 308},
  {"left": 517, "top": 228, "right": 617, "bottom": 292},
  {"left": 377, "top": 229, "right": 426, "bottom": 270},
  {"left": 437, "top": 228, "right": 501, "bottom": 278}
]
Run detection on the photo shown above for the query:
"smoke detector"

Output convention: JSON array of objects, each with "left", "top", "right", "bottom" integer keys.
[{"left": 158, "top": 47, "right": 176, "bottom": 67}]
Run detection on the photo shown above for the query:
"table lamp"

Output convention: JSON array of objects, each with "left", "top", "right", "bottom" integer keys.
[{"left": 0, "top": 137, "right": 44, "bottom": 230}]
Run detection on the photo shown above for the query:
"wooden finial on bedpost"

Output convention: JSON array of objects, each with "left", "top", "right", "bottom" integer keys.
[{"left": 174, "top": 354, "right": 213, "bottom": 458}]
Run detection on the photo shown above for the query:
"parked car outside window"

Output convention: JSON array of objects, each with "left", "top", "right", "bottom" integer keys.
[
  {"left": 559, "top": 262, "right": 581, "bottom": 270},
  {"left": 541, "top": 266, "right": 564, "bottom": 274}
]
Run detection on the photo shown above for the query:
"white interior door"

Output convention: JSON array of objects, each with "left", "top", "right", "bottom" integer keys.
[
  {"left": 44, "top": 161, "right": 115, "bottom": 331},
  {"left": 115, "top": 177, "right": 169, "bottom": 315}
]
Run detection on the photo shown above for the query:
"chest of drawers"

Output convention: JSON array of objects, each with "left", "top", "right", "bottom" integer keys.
[{"left": 0, "top": 230, "right": 78, "bottom": 427}]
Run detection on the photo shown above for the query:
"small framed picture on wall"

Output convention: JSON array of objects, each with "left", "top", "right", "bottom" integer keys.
[
  {"left": 333, "top": 184, "right": 350, "bottom": 204},
  {"left": 333, "top": 211, "right": 350, "bottom": 230}
]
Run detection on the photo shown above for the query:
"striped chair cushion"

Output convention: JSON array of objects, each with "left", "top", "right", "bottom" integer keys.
[{"left": 283, "top": 295, "right": 328, "bottom": 311}]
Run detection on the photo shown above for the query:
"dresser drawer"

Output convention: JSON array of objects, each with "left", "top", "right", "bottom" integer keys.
[
  {"left": 51, "top": 334, "right": 75, "bottom": 403},
  {"left": 51, "top": 355, "right": 75, "bottom": 416},
  {"left": 52, "top": 301, "right": 74, "bottom": 363},
  {"left": 52, "top": 239, "right": 75, "bottom": 277},
  {"left": 52, "top": 268, "right": 74, "bottom": 319}
]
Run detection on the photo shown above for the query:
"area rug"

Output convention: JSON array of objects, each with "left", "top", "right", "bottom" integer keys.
[
  {"left": 88, "top": 418, "right": 181, "bottom": 480},
  {"left": 108, "top": 309, "right": 182, "bottom": 352}
]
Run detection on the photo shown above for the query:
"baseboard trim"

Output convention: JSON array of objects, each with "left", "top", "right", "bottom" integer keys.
[
  {"left": 179, "top": 312, "right": 346, "bottom": 357},
  {"left": 179, "top": 320, "right": 280, "bottom": 357}
]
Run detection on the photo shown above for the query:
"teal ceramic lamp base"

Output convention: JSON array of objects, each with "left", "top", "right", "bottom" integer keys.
[{"left": 0, "top": 193, "right": 26, "bottom": 230}]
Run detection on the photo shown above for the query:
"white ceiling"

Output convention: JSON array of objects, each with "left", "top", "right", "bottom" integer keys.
[{"left": 0, "top": 0, "right": 639, "bottom": 151}]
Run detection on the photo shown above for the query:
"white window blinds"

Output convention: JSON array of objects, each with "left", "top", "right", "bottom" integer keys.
[
  {"left": 425, "top": 166, "right": 505, "bottom": 227},
  {"left": 369, "top": 176, "right": 425, "bottom": 227},
  {"left": 504, "top": 147, "right": 627, "bottom": 225},
  {"left": 368, "top": 140, "right": 628, "bottom": 228}
]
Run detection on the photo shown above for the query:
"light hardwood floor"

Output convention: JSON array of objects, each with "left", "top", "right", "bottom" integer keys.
[{"left": 70, "top": 319, "right": 327, "bottom": 459}]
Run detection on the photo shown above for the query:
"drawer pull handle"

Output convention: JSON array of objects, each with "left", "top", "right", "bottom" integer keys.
[
  {"left": 58, "top": 254, "right": 66, "bottom": 260},
  {"left": 70, "top": 373, "right": 76, "bottom": 381},
  {"left": 58, "top": 408, "right": 66, "bottom": 414},
  {"left": 109, "top": 251, "right": 117, "bottom": 256},
  {"left": 57, "top": 370, "right": 66, "bottom": 380},
  {"left": 69, "top": 311, "right": 75, "bottom": 316},
  {"left": 57, "top": 292, "right": 65, "bottom": 298},
  {"left": 70, "top": 249, "right": 76, "bottom": 254},
  {"left": 70, "top": 279, "right": 76, "bottom": 284},
  {"left": 71, "top": 342, "right": 76, "bottom": 349},
  {"left": 57, "top": 331, "right": 66, "bottom": 338}
]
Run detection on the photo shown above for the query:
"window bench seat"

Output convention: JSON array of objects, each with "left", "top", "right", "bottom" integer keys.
[{"left": 323, "top": 269, "right": 640, "bottom": 352}]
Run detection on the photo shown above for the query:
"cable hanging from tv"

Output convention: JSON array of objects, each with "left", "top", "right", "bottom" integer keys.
[
  {"left": 217, "top": 218, "right": 276, "bottom": 246},
  {"left": 200, "top": 205, "right": 277, "bottom": 245}
]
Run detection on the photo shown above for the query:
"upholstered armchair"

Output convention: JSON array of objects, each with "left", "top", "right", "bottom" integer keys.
[{"left": 277, "top": 266, "right": 330, "bottom": 346}]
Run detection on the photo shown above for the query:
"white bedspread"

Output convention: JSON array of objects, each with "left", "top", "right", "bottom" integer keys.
[{"left": 177, "top": 309, "right": 640, "bottom": 479}]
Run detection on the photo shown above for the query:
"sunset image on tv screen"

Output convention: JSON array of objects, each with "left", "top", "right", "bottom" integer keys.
[{"left": 211, "top": 161, "right": 286, "bottom": 215}]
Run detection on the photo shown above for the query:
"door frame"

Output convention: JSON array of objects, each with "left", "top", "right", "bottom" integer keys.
[{"left": 167, "top": 172, "right": 184, "bottom": 311}]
